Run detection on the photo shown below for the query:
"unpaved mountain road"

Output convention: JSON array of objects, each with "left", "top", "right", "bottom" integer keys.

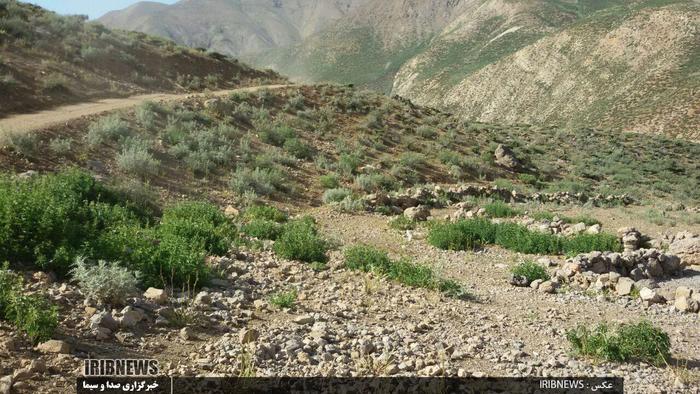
[{"left": 0, "top": 84, "right": 292, "bottom": 133}]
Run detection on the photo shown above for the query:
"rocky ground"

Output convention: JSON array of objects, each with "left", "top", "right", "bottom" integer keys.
[{"left": 0, "top": 204, "right": 699, "bottom": 394}]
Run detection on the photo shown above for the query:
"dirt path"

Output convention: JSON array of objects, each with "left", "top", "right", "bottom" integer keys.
[{"left": 0, "top": 84, "right": 292, "bottom": 133}]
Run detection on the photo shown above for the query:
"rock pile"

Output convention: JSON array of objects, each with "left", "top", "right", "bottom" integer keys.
[
  {"left": 362, "top": 185, "right": 633, "bottom": 214},
  {"left": 520, "top": 217, "right": 600, "bottom": 236},
  {"left": 559, "top": 249, "right": 683, "bottom": 281}
]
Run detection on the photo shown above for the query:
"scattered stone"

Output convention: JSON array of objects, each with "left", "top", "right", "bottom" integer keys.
[
  {"left": 12, "top": 369, "right": 32, "bottom": 382},
  {"left": 119, "top": 306, "right": 145, "bottom": 328},
  {"left": 0, "top": 375, "right": 12, "bottom": 394},
  {"left": 639, "top": 288, "right": 663, "bottom": 305},
  {"left": 180, "top": 327, "right": 195, "bottom": 341},
  {"left": 675, "top": 286, "right": 693, "bottom": 300},
  {"left": 28, "top": 360, "right": 46, "bottom": 374},
  {"left": 615, "top": 278, "right": 635, "bottom": 296},
  {"left": 224, "top": 205, "right": 240, "bottom": 218},
  {"left": 403, "top": 206, "right": 430, "bottom": 222},
  {"left": 195, "top": 291, "right": 212, "bottom": 306},
  {"left": 293, "top": 315, "right": 315, "bottom": 325},
  {"left": 537, "top": 281, "right": 556, "bottom": 294},
  {"left": 36, "top": 340, "right": 71, "bottom": 354},
  {"left": 1, "top": 338, "right": 17, "bottom": 353},
  {"left": 530, "top": 279, "right": 543, "bottom": 290},
  {"left": 144, "top": 288, "right": 168, "bottom": 304},
  {"left": 90, "top": 311, "right": 118, "bottom": 331},
  {"left": 674, "top": 296, "right": 700, "bottom": 313},
  {"left": 239, "top": 328, "right": 259, "bottom": 344}
]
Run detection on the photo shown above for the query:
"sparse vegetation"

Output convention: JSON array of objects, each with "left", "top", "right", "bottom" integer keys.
[
  {"left": 70, "top": 258, "right": 140, "bottom": 306},
  {"left": 87, "top": 115, "right": 130, "bottom": 147},
  {"left": 567, "top": 321, "right": 670, "bottom": 365},
  {"left": 0, "top": 130, "right": 38, "bottom": 157},
  {"left": 344, "top": 245, "right": 466, "bottom": 298},
  {"left": 483, "top": 201, "right": 521, "bottom": 218},
  {"left": 116, "top": 143, "right": 160, "bottom": 178},
  {"left": 0, "top": 263, "right": 58, "bottom": 343},
  {"left": 323, "top": 188, "right": 352, "bottom": 204},
  {"left": 389, "top": 216, "right": 416, "bottom": 231},
  {"left": 268, "top": 289, "right": 297, "bottom": 309},
  {"left": 511, "top": 261, "right": 550, "bottom": 283},
  {"left": 49, "top": 137, "right": 73, "bottom": 156}
]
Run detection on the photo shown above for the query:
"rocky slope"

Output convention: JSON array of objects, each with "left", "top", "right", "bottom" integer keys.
[
  {"left": 99, "top": 0, "right": 367, "bottom": 58},
  {"left": 0, "top": 0, "right": 281, "bottom": 116},
  {"left": 394, "top": 0, "right": 700, "bottom": 140},
  {"left": 102, "top": 0, "right": 700, "bottom": 139}
]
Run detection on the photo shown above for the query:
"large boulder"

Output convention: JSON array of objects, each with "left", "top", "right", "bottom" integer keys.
[
  {"left": 144, "top": 288, "right": 168, "bottom": 305},
  {"left": 494, "top": 144, "right": 521, "bottom": 171},
  {"left": 404, "top": 206, "right": 430, "bottom": 222},
  {"left": 668, "top": 232, "right": 700, "bottom": 266}
]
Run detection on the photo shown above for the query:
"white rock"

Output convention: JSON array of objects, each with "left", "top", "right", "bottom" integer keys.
[
  {"left": 144, "top": 288, "right": 168, "bottom": 304},
  {"left": 36, "top": 340, "right": 71, "bottom": 354},
  {"left": 615, "top": 277, "right": 635, "bottom": 296}
]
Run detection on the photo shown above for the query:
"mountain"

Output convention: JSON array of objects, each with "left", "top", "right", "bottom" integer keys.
[
  {"left": 0, "top": 0, "right": 281, "bottom": 116},
  {"left": 393, "top": 0, "right": 700, "bottom": 139},
  {"left": 99, "top": 0, "right": 700, "bottom": 139},
  {"left": 99, "top": 0, "right": 367, "bottom": 58}
]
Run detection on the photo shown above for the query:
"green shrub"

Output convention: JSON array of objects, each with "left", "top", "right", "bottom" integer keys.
[
  {"left": 230, "top": 167, "right": 286, "bottom": 197},
  {"left": 344, "top": 245, "right": 466, "bottom": 298},
  {"left": 70, "top": 258, "right": 139, "bottom": 305},
  {"left": 116, "top": 144, "right": 160, "bottom": 178},
  {"left": 399, "top": 152, "right": 426, "bottom": 169},
  {"left": 274, "top": 218, "right": 328, "bottom": 263},
  {"left": 42, "top": 73, "right": 69, "bottom": 92},
  {"left": 483, "top": 201, "right": 521, "bottom": 218},
  {"left": 0, "top": 264, "right": 58, "bottom": 344},
  {"left": 389, "top": 216, "right": 416, "bottom": 231},
  {"left": 428, "top": 219, "right": 620, "bottom": 255},
  {"left": 319, "top": 173, "right": 340, "bottom": 189},
  {"left": 283, "top": 138, "right": 312, "bottom": 160},
  {"left": 244, "top": 205, "right": 288, "bottom": 223},
  {"left": 87, "top": 115, "right": 130, "bottom": 146},
  {"left": 135, "top": 101, "right": 162, "bottom": 130},
  {"left": 159, "top": 201, "right": 236, "bottom": 256},
  {"left": 259, "top": 125, "right": 295, "bottom": 147},
  {"left": 427, "top": 220, "right": 489, "bottom": 251},
  {"left": 566, "top": 321, "right": 670, "bottom": 365},
  {"left": 354, "top": 173, "right": 395, "bottom": 192},
  {"left": 337, "top": 153, "right": 362, "bottom": 176},
  {"left": 564, "top": 233, "right": 620, "bottom": 255},
  {"left": 336, "top": 196, "right": 366, "bottom": 213},
  {"left": 0, "top": 170, "right": 145, "bottom": 275},
  {"left": 511, "top": 261, "right": 550, "bottom": 283},
  {"left": 566, "top": 215, "right": 601, "bottom": 227},
  {"left": 241, "top": 220, "right": 283, "bottom": 240},
  {"left": 344, "top": 245, "right": 391, "bottom": 272},
  {"left": 323, "top": 188, "right": 352, "bottom": 204},
  {"left": 0, "top": 130, "right": 38, "bottom": 157},
  {"left": 416, "top": 125, "right": 437, "bottom": 138},
  {"left": 49, "top": 137, "right": 72, "bottom": 156},
  {"left": 268, "top": 289, "right": 297, "bottom": 309}
]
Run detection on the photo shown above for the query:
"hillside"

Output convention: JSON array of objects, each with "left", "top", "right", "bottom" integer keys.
[
  {"left": 99, "top": 0, "right": 367, "bottom": 58},
  {"left": 103, "top": 0, "right": 699, "bottom": 139},
  {"left": 1, "top": 2, "right": 699, "bottom": 393},
  {"left": 1, "top": 83, "right": 699, "bottom": 393},
  {"left": 394, "top": 0, "right": 700, "bottom": 140},
  {"left": 0, "top": 0, "right": 282, "bottom": 116}
]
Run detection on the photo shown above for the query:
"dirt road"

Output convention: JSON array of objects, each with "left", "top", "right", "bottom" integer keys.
[{"left": 0, "top": 84, "right": 292, "bottom": 133}]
